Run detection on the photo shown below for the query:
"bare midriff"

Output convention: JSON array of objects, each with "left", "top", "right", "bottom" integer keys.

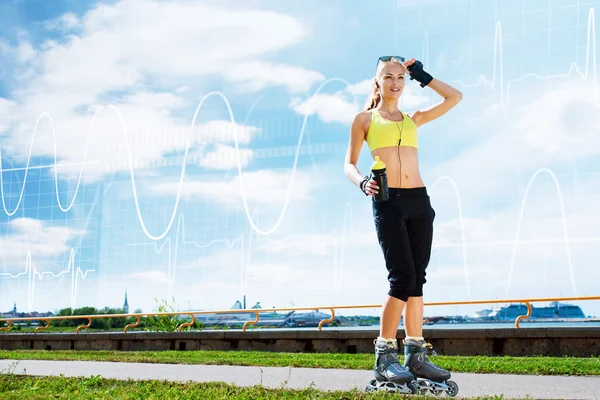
[{"left": 371, "top": 146, "right": 424, "bottom": 189}]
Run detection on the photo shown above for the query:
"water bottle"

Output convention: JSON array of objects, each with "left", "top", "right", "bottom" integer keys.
[{"left": 371, "top": 156, "right": 389, "bottom": 202}]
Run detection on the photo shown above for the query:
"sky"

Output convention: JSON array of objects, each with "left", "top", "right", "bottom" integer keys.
[{"left": 1, "top": 0, "right": 599, "bottom": 319}]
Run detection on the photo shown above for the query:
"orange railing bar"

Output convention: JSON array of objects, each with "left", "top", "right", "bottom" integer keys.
[
  {"left": 177, "top": 313, "right": 196, "bottom": 332},
  {"left": 242, "top": 311, "right": 259, "bottom": 332},
  {"left": 124, "top": 315, "right": 140, "bottom": 333},
  {"left": 515, "top": 302, "right": 532, "bottom": 328},
  {"left": 1, "top": 295, "right": 598, "bottom": 334},
  {"left": 76, "top": 318, "right": 93, "bottom": 334},
  {"left": 0, "top": 320, "right": 13, "bottom": 331},
  {"left": 34, "top": 319, "right": 50, "bottom": 334},
  {"left": 318, "top": 307, "right": 336, "bottom": 330}
]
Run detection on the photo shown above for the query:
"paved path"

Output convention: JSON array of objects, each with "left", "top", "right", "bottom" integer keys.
[{"left": 1, "top": 359, "right": 599, "bottom": 399}]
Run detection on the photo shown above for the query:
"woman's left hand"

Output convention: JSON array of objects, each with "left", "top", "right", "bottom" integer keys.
[{"left": 403, "top": 58, "right": 417, "bottom": 72}]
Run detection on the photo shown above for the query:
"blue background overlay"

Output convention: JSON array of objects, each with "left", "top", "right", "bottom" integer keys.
[{"left": 0, "top": 0, "right": 598, "bottom": 318}]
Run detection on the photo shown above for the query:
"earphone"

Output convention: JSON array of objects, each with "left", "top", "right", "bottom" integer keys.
[{"left": 373, "top": 77, "right": 404, "bottom": 191}]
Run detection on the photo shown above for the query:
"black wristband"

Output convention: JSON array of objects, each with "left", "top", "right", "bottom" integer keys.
[
  {"left": 407, "top": 60, "right": 433, "bottom": 88},
  {"left": 359, "top": 176, "right": 369, "bottom": 196}
]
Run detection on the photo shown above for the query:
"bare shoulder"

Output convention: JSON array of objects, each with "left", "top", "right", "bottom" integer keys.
[
  {"left": 353, "top": 110, "right": 372, "bottom": 132},
  {"left": 354, "top": 110, "right": 371, "bottom": 122}
]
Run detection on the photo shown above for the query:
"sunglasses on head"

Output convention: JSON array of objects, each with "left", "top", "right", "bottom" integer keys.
[
  {"left": 377, "top": 56, "right": 406, "bottom": 68},
  {"left": 379, "top": 56, "right": 405, "bottom": 62}
]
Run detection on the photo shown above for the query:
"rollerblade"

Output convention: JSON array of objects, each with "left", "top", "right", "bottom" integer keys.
[
  {"left": 403, "top": 338, "right": 459, "bottom": 397},
  {"left": 365, "top": 337, "right": 417, "bottom": 394}
]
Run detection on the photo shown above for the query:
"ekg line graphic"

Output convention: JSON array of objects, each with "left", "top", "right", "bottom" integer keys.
[
  {"left": 1, "top": 77, "right": 354, "bottom": 241},
  {"left": 127, "top": 200, "right": 373, "bottom": 299},
  {"left": 130, "top": 206, "right": 341, "bottom": 299},
  {"left": 127, "top": 212, "right": 244, "bottom": 297},
  {"left": 126, "top": 163, "right": 587, "bottom": 300},
  {"left": 246, "top": 201, "right": 378, "bottom": 297},
  {"left": 0, "top": 249, "right": 94, "bottom": 311},
  {"left": 430, "top": 176, "right": 471, "bottom": 296},
  {"left": 0, "top": 176, "right": 100, "bottom": 311},
  {"left": 430, "top": 168, "right": 578, "bottom": 298},
  {"left": 453, "top": 8, "right": 598, "bottom": 113},
  {"left": 505, "top": 168, "right": 575, "bottom": 297},
  {"left": 0, "top": 109, "right": 107, "bottom": 217}
]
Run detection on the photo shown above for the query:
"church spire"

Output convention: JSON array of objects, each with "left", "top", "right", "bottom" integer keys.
[{"left": 123, "top": 290, "right": 129, "bottom": 314}]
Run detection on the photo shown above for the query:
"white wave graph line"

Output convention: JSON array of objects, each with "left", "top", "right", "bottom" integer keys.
[
  {"left": 130, "top": 201, "right": 369, "bottom": 299},
  {"left": 430, "top": 169, "right": 576, "bottom": 298},
  {"left": 229, "top": 77, "right": 355, "bottom": 236},
  {"left": 127, "top": 212, "right": 244, "bottom": 296},
  {"left": 262, "top": 200, "right": 374, "bottom": 296},
  {"left": 0, "top": 249, "right": 94, "bottom": 311},
  {"left": 505, "top": 168, "right": 576, "bottom": 297},
  {"left": 120, "top": 95, "right": 265, "bottom": 296},
  {"left": 453, "top": 7, "right": 598, "bottom": 112},
  {"left": 2, "top": 76, "right": 355, "bottom": 240},
  {"left": 0, "top": 109, "right": 99, "bottom": 216},
  {"left": 430, "top": 176, "right": 471, "bottom": 296}
]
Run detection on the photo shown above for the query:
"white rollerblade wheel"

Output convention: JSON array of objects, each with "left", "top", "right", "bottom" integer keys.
[{"left": 365, "top": 378, "right": 418, "bottom": 394}]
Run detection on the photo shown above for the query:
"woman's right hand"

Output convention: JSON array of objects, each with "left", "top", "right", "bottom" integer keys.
[{"left": 361, "top": 178, "right": 379, "bottom": 196}]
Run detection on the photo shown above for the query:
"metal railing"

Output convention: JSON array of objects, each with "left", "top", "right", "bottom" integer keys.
[{"left": 1, "top": 295, "right": 598, "bottom": 334}]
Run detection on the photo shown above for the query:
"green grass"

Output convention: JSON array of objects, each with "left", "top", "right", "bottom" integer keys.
[
  {"left": 1, "top": 349, "right": 599, "bottom": 376},
  {"left": 0, "top": 374, "right": 505, "bottom": 399}
]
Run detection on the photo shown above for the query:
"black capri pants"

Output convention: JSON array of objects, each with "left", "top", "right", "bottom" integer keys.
[{"left": 372, "top": 187, "right": 435, "bottom": 302}]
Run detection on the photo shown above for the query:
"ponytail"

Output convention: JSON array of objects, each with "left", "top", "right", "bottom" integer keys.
[{"left": 364, "top": 83, "right": 381, "bottom": 111}]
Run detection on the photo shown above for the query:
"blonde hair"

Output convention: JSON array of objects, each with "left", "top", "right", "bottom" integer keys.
[{"left": 363, "top": 57, "right": 406, "bottom": 111}]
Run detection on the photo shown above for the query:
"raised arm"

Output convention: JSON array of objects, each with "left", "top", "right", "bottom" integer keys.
[{"left": 404, "top": 59, "right": 463, "bottom": 127}]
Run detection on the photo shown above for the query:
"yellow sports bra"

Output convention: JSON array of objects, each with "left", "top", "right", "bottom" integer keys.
[{"left": 365, "top": 109, "right": 418, "bottom": 151}]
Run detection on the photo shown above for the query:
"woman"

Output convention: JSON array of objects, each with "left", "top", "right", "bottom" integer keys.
[{"left": 344, "top": 56, "right": 462, "bottom": 395}]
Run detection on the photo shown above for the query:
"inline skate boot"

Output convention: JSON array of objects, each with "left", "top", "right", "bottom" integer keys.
[
  {"left": 365, "top": 337, "right": 417, "bottom": 394},
  {"left": 403, "top": 338, "right": 459, "bottom": 397}
]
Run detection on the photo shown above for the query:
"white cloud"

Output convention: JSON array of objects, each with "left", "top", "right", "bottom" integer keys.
[
  {"left": 290, "top": 93, "right": 358, "bottom": 124},
  {"left": 245, "top": 262, "right": 319, "bottom": 284},
  {"left": 0, "top": 218, "right": 85, "bottom": 263},
  {"left": 401, "top": 87, "right": 430, "bottom": 110},
  {"left": 407, "top": 79, "right": 600, "bottom": 306},
  {"left": 259, "top": 234, "right": 334, "bottom": 256},
  {"left": 425, "top": 170, "right": 600, "bottom": 301},
  {"left": 197, "top": 120, "right": 258, "bottom": 145},
  {"left": 516, "top": 84, "right": 600, "bottom": 158},
  {"left": 345, "top": 79, "right": 374, "bottom": 97},
  {"left": 177, "top": 249, "right": 243, "bottom": 272},
  {"left": 125, "top": 270, "right": 169, "bottom": 285},
  {"left": 0, "top": 99, "right": 17, "bottom": 134},
  {"left": 59, "top": 0, "right": 317, "bottom": 88},
  {"left": 0, "top": 40, "right": 10, "bottom": 55},
  {"left": 347, "top": 78, "right": 430, "bottom": 111},
  {"left": 151, "top": 168, "right": 316, "bottom": 206},
  {"left": 16, "top": 42, "right": 35, "bottom": 64},
  {"left": 258, "top": 230, "right": 377, "bottom": 256},
  {"left": 223, "top": 61, "right": 324, "bottom": 93},
  {"left": 32, "top": 114, "right": 260, "bottom": 180},
  {"left": 428, "top": 80, "right": 600, "bottom": 202},
  {"left": 196, "top": 143, "right": 254, "bottom": 170},
  {"left": 0, "top": 0, "right": 323, "bottom": 182},
  {"left": 44, "top": 12, "right": 80, "bottom": 32},
  {"left": 290, "top": 79, "right": 430, "bottom": 125}
]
